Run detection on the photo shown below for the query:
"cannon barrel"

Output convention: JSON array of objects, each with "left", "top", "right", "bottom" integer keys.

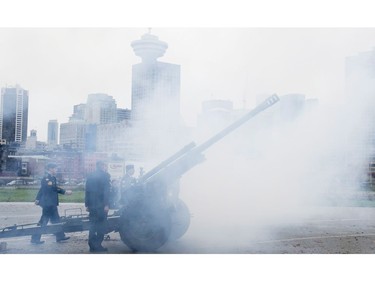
[
  {"left": 117, "top": 94, "right": 280, "bottom": 251},
  {"left": 141, "top": 94, "right": 280, "bottom": 185},
  {"left": 139, "top": 142, "right": 197, "bottom": 183},
  {"left": 0, "top": 95, "right": 280, "bottom": 253},
  {"left": 190, "top": 94, "right": 279, "bottom": 154}
]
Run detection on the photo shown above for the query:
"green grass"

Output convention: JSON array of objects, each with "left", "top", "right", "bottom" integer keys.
[
  {"left": 334, "top": 199, "right": 375, "bottom": 208},
  {"left": 0, "top": 188, "right": 84, "bottom": 203}
]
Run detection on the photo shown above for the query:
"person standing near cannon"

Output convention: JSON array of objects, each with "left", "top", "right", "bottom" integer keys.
[
  {"left": 85, "top": 160, "right": 111, "bottom": 252},
  {"left": 0, "top": 95, "right": 280, "bottom": 252},
  {"left": 119, "top": 164, "right": 137, "bottom": 206},
  {"left": 31, "top": 163, "right": 73, "bottom": 244}
]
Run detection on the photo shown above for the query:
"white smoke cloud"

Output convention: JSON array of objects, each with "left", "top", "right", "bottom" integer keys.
[{"left": 178, "top": 88, "right": 375, "bottom": 248}]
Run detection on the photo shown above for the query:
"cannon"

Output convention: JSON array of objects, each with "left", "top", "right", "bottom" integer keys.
[{"left": 0, "top": 94, "right": 279, "bottom": 252}]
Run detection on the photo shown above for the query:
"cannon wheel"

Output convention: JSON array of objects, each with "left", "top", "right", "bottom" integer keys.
[
  {"left": 119, "top": 203, "right": 172, "bottom": 252},
  {"left": 169, "top": 199, "right": 191, "bottom": 241}
]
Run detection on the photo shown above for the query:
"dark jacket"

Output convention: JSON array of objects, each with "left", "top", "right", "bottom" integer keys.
[
  {"left": 35, "top": 174, "right": 66, "bottom": 207},
  {"left": 85, "top": 169, "right": 111, "bottom": 211}
]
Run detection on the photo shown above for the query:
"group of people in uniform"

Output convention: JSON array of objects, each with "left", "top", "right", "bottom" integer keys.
[{"left": 31, "top": 161, "right": 137, "bottom": 253}]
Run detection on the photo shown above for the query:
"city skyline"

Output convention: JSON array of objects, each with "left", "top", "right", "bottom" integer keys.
[
  {"left": 0, "top": 1, "right": 374, "bottom": 278},
  {"left": 2, "top": 28, "right": 375, "bottom": 141}
]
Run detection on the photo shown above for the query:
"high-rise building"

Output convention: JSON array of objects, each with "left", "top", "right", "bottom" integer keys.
[
  {"left": 0, "top": 85, "right": 29, "bottom": 144},
  {"left": 117, "top": 108, "right": 131, "bottom": 122},
  {"left": 61, "top": 93, "right": 118, "bottom": 152},
  {"left": 47, "top": 119, "right": 59, "bottom": 146},
  {"left": 131, "top": 32, "right": 181, "bottom": 124},
  {"left": 85, "top": 93, "right": 117, "bottom": 125},
  {"left": 345, "top": 48, "right": 375, "bottom": 140},
  {"left": 345, "top": 48, "right": 375, "bottom": 186},
  {"left": 59, "top": 119, "right": 87, "bottom": 150},
  {"left": 346, "top": 48, "right": 375, "bottom": 99},
  {"left": 69, "top": 104, "right": 86, "bottom": 121},
  {"left": 129, "top": 32, "right": 186, "bottom": 161}
]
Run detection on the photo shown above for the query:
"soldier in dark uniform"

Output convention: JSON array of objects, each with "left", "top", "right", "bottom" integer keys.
[
  {"left": 119, "top": 164, "right": 137, "bottom": 206},
  {"left": 85, "top": 160, "right": 111, "bottom": 252},
  {"left": 31, "top": 163, "right": 73, "bottom": 244}
]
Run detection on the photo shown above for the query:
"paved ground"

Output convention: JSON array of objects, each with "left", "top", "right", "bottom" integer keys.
[{"left": 1, "top": 202, "right": 375, "bottom": 254}]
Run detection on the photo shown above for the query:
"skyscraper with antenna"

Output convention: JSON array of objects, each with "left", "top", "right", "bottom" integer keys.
[
  {"left": 129, "top": 30, "right": 185, "bottom": 161},
  {"left": 130, "top": 30, "right": 181, "bottom": 124}
]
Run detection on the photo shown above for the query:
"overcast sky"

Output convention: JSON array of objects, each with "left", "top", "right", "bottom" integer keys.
[{"left": 2, "top": 28, "right": 375, "bottom": 141}]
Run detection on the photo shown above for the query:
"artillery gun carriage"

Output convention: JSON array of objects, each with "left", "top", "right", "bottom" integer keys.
[{"left": 0, "top": 95, "right": 279, "bottom": 252}]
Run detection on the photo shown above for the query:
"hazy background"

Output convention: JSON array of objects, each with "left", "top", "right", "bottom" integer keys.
[{"left": 2, "top": 28, "right": 375, "bottom": 141}]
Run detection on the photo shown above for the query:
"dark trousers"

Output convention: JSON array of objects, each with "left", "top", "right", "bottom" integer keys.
[
  {"left": 31, "top": 206, "right": 65, "bottom": 242},
  {"left": 88, "top": 209, "right": 108, "bottom": 249}
]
